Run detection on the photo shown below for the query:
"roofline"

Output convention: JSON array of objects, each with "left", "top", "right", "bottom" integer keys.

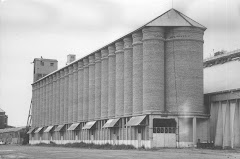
[
  {"left": 203, "top": 49, "right": 240, "bottom": 63},
  {"left": 32, "top": 8, "right": 207, "bottom": 85},
  {"left": 204, "top": 87, "right": 240, "bottom": 95}
]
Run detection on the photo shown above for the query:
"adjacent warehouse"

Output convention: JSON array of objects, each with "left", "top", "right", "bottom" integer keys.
[
  {"left": 28, "top": 9, "right": 209, "bottom": 148},
  {"left": 204, "top": 49, "right": 240, "bottom": 148}
]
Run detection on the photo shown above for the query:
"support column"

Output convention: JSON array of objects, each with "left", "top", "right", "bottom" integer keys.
[
  {"left": 101, "top": 49, "right": 109, "bottom": 119},
  {"left": 68, "top": 66, "right": 73, "bottom": 123},
  {"left": 52, "top": 74, "right": 56, "bottom": 125},
  {"left": 64, "top": 68, "right": 69, "bottom": 124},
  {"left": 193, "top": 117, "right": 197, "bottom": 145},
  {"left": 230, "top": 100, "right": 236, "bottom": 148},
  {"left": 89, "top": 55, "right": 95, "bottom": 121},
  {"left": 115, "top": 41, "right": 124, "bottom": 117},
  {"left": 73, "top": 63, "right": 78, "bottom": 122},
  {"left": 78, "top": 61, "right": 84, "bottom": 122},
  {"left": 132, "top": 31, "right": 143, "bottom": 115},
  {"left": 83, "top": 58, "right": 89, "bottom": 121},
  {"left": 123, "top": 37, "right": 133, "bottom": 116},
  {"left": 95, "top": 52, "right": 101, "bottom": 120},
  {"left": 56, "top": 72, "right": 61, "bottom": 125},
  {"left": 60, "top": 70, "right": 65, "bottom": 124},
  {"left": 142, "top": 27, "right": 165, "bottom": 113},
  {"left": 149, "top": 115, "right": 153, "bottom": 148},
  {"left": 108, "top": 45, "right": 116, "bottom": 118}
]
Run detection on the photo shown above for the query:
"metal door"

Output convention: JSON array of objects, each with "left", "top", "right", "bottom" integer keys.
[{"left": 153, "top": 127, "right": 176, "bottom": 147}]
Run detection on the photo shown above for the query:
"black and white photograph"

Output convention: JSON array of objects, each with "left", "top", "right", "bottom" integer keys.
[{"left": 0, "top": 0, "right": 240, "bottom": 158}]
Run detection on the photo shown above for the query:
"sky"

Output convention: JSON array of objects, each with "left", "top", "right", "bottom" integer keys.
[{"left": 0, "top": 0, "right": 240, "bottom": 127}]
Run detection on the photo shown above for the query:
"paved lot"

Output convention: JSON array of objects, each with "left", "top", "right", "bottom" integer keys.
[{"left": 0, "top": 145, "right": 240, "bottom": 159}]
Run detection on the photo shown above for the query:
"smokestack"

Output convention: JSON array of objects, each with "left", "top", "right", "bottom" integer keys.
[{"left": 66, "top": 54, "right": 76, "bottom": 65}]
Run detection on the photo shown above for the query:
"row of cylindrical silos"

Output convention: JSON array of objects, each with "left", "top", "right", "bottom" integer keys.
[{"left": 31, "top": 26, "right": 205, "bottom": 127}]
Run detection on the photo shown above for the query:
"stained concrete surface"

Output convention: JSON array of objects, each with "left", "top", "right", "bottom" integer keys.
[{"left": 0, "top": 145, "right": 240, "bottom": 159}]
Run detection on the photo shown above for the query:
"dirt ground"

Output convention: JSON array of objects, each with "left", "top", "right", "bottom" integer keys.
[{"left": 0, "top": 145, "right": 240, "bottom": 159}]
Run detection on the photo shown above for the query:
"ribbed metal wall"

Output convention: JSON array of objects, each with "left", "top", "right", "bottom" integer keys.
[
  {"left": 101, "top": 49, "right": 109, "bottom": 119},
  {"left": 94, "top": 52, "right": 101, "bottom": 120},
  {"left": 89, "top": 55, "right": 95, "bottom": 120},
  {"left": 132, "top": 31, "right": 143, "bottom": 115},
  {"left": 49, "top": 76, "right": 53, "bottom": 126},
  {"left": 108, "top": 45, "right": 116, "bottom": 118},
  {"left": 43, "top": 79, "right": 47, "bottom": 126},
  {"left": 142, "top": 27, "right": 165, "bottom": 113}
]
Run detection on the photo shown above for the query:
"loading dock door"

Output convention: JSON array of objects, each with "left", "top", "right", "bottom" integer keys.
[{"left": 153, "top": 119, "right": 176, "bottom": 147}]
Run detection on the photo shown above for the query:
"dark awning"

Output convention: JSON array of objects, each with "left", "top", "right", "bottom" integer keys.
[
  {"left": 125, "top": 115, "right": 146, "bottom": 126},
  {"left": 82, "top": 121, "right": 96, "bottom": 130},
  {"left": 34, "top": 127, "right": 44, "bottom": 133},
  {"left": 67, "top": 123, "right": 80, "bottom": 131},
  {"left": 44, "top": 126, "right": 54, "bottom": 133},
  {"left": 102, "top": 118, "right": 120, "bottom": 128},
  {"left": 27, "top": 128, "right": 35, "bottom": 134},
  {"left": 54, "top": 124, "right": 65, "bottom": 132}
]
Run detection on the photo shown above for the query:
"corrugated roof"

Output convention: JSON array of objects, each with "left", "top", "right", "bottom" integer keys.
[
  {"left": 0, "top": 127, "right": 26, "bottom": 133},
  {"left": 32, "top": 8, "right": 206, "bottom": 85}
]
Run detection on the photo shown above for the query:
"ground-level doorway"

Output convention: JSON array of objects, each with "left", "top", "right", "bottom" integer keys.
[{"left": 153, "top": 118, "right": 176, "bottom": 147}]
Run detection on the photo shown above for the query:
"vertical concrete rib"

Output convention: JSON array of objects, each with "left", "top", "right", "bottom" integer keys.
[
  {"left": 45, "top": 77, "right": 50, "bottom": 126},
  {"left": 115, "top": 41, "right": 124, "bottom": 117},
  {"left": 37, "top": 83, "right": 40, "bottom": 127},
  {"left": 52, "top": 74, "right": 56, "bottom": 125},
  {"left": 32, "top": 84, "right": 36, "bottom": 127},
  {"left": 64, "top": 68, "right": 69, "bottom": 123},
  {"left": 60, "top": 70, "right": 65, "bottom": 124},
  {"left": 94, "top": 52, "right": 101, "bottom": 120},
  {"left": 39, "top": 81, "right": 43, "bottom": 126},
  {"left": 49, "top": 76, "right": 53, "bottom": 126},
  {"left": 56, "top": 72, "right": 60, "bottom": 124},
  {"left": 78, "top": 61, "right": 84, "bottom": 122},
  {"left": 101, "top": 49, "right": 109, "bottom": 119},
  {"left": 108, "top": 45, "right": 116, "bottom": 118},
  {"left": 43, "top": 79, "right": 47, "bottom": 126},
  {"left": 123, "top": 37, "right": 133, "bottom": 116},
  {"left": 68, "top": 65, "right": 73, "bottom": 123},
  {"left": 73, "top": 63, "right": 78, "bottom": 122},
  {"left": 142, "top": 27, "right": 165, "bottom": 113},
  {"left": 83, "top": 58, "right": 89, "bottom": 121},
  {"left": 132, "top": 31, "right": 143, "bottom": 115},
  {"left": 89, "top": 55, "right": 95, "bottom": 121}
]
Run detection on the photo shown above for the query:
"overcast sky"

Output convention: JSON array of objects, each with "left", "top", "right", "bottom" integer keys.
[{"left": 0, "top": 0, "right": 240, "bottom": 127}]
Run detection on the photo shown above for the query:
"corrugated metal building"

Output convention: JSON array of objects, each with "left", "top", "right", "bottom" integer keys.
[
  {"left": 28, "top": 9, "right": 209, "bottom": 148},
  {"left": 204, "top": 49, "right": 240, "bottom": 148},
  {"left": 0, "top": 127, "right": 26, "bottom": 144}
]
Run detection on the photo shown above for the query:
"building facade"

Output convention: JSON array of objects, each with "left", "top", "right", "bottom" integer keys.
[
  {"left": 28, "top": 9, "right": 209, "bottom": 148},
  {"left": 33, "top": 58, "right": 58, "bottom": 82},
  {"left": 0, "top": 108, "right": 8, "bottom": 129},
  {"left": 204, "top": 49, "right": 240, "bottom": 148}
]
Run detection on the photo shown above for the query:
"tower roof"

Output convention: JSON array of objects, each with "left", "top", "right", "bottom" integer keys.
[
  {"left": 146, "top": 9, "right": 206, "bottom": 30},
  {"left": 0, "top": 108, "right": 5, "bottom": 113}
]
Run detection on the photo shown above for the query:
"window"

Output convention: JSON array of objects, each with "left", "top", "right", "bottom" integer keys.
[
  {"left": 50, "top": 63, "right": 54, "bottom": 66},
  {"left": 40, "top": 61, "right": 44, "bottom": 66}
]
